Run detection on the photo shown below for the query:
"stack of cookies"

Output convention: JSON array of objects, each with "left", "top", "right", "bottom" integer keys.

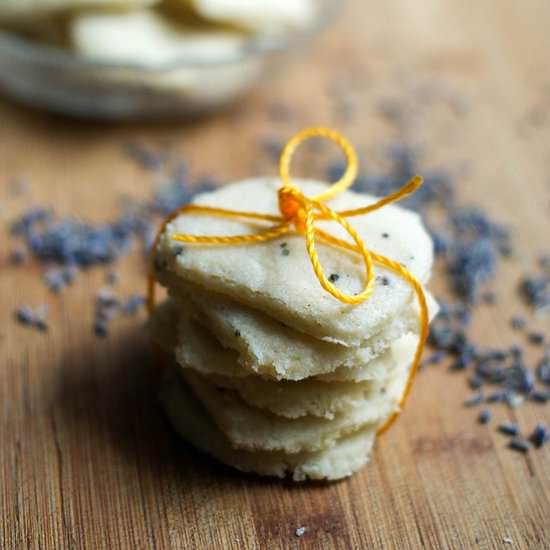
[{"left": 151, "top": 177, "right": 437, "bottom": 481}]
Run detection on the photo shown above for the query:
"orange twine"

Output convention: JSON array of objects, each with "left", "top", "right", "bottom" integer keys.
[{"left": 147, "top": 127, "right": 429, "bottom": 436}]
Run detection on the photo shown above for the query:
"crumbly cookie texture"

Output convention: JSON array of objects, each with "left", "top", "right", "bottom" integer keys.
[
  {"left": 170, "top": 285, "right": 438, "bottom": 380},
  {"left": 157, "top": 178, "right": 433, "bottom": 346},
  {"left": 150, "top": 297, "right": 420, "bottom": 384},
  {"left": 160, "top": 371, "right": 378, "bottom": 481},
  {"left": 180, "top": 366, "right": 407, "bottom": 454}
]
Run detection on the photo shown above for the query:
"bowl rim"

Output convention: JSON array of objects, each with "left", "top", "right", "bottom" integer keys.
[{"left": 0, "top": 1, "right": 343, "bottom": 72}]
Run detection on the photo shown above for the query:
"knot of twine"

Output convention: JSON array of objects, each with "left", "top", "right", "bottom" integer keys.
[{"left": 147, "top": 127, "right": 429, "bottom": 435}]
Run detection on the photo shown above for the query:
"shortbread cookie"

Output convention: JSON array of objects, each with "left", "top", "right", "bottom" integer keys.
[
  {"left": 171, "top": 285, "right": 438, "bottom": 380},
  {"left": 160, "top": 372, "right": 377, "bottom": 481},
  {"left": 156, "top": 178, "right": 433, "bottom": 346},
  {"left": 0, "top": 0, "right": 156, "bottom": 21},
  {"left": 181, "top": 367, "right": 408, "bottom": 454},
  {"left": 188, "top": 364, "right": 409, "bottom": 420},
  {"left": 69, "top": 10, "right": 244, "bottom": 65},
  {"left": 175, "top": 302, "right": 410, "bottom": 382},
  {"left": 150, "top": 297, "right": 419, "bottom": 383}
]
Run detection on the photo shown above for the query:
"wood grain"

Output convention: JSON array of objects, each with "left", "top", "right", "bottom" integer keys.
[{"left": 1, "top": 1, "right": 549, "bottom": 548}]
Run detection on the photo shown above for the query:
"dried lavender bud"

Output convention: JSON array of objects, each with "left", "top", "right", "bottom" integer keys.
[
  {"left": 528, "top": 332, "right": 545, "bottom": 346},
  {"left": 504, "top": 363, "right": 534, "bottom": 393},
  {"left": 94, "top": 321, "right": 108, "bottom": 338},
  {"left": 450, "top": 356, "right": 469, "bottom": 370},
  {"left": 464, "top": 394, "right": 484, "bottom": 407},
  {"left": 509, "top": 345, "right": 523, "bottom": 360},
  {"left": 510, "top": 316, "right": 526, "bottom": 330},
  {"left": 44, "top": 268, "right": 65, "bottom": 293},
  {"left": 15, "top": 306, "right": 34, "bottom": 325},
  {"left": 498, "top": 423, "right": 519, "bottom": 436},
  {"left": 468, "top": 375, "right": 483, "bottom": 389},
  {"left": 478, "top": 409, "right": 492, "bottom": 424},
  {"left": 62, "top": 265, "right": 79, "bottom": 285},
  {"left": 428, "top": 351, "right": 446, "bottom": 365},
  {"left": 124, "top": 295, "right": 145, "bottom": 315},
  {"left": 509, "top": 437, "right": 529, "bottom": 453},
  {"left": 530, "top": 390, "right": 549, "bottom": 403},
  {"left": 10, "top": 207, "right": 52, "bottom": 236},
  {"left": 486, "top": 391, "right": 507, "bottom": 403},
  {"left": 520, "top": 276, "right": 550, "bottom": 310},
  {"left": 537, "top": 358, "right": 550, "bottom": 385},
  {"left": 96, "top": 288, "right": 119, "bottom": 308},
  {"left": 530, "top": 423, "right": 548, "bottom": 448}
]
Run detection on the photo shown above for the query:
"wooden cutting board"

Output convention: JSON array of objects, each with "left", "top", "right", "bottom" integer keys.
[{"left": 1, "top": 0, "right": 549, "bottom": 548}]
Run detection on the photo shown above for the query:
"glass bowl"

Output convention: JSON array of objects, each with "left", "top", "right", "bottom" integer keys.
[{"left": 0, "top": 0, "right": 341, "bottom": 119}]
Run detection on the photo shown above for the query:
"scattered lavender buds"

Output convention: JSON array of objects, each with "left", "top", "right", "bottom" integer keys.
[
  {"left": 15, "top": 305, "right": 49, "bottom": 332},
  {"left": 93, "top": 288, "right": 146, "bottom": 338},
  {"left": 7, "top": 149, "right": 217, "bottom": 338}
]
